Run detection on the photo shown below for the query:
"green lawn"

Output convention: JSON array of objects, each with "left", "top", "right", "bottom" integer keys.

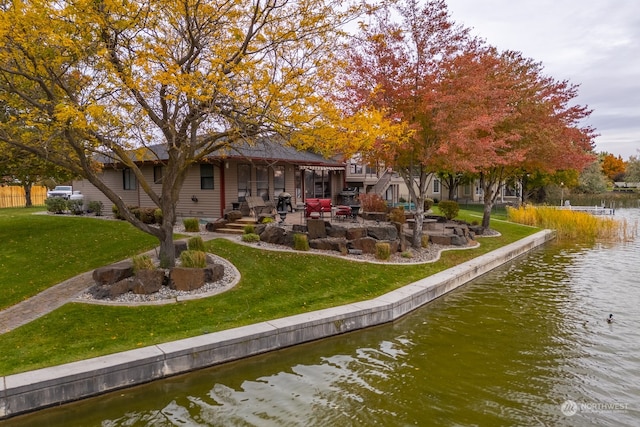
[
  {"left": 0, "top": 208, "right": 539, "bottom": 375},
  {"left": 0, "top": 208, "right": 158, "bottom": 310}
]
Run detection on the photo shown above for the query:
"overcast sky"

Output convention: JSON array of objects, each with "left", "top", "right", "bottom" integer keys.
[{"left": 445, "top": 0, "right": 640, "bottom": 159}]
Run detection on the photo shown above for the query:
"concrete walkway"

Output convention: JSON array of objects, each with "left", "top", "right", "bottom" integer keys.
[
  {"left": 0, "top": 230, "right": 555, "bottom": 419},
  {"left": 0, "top": 271, "right": 95, "bottom": 333}
]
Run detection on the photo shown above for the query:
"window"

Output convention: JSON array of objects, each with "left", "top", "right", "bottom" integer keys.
[
  {"left": 274, "top": 165, "right": 285, "bottom": 197},
  {"left": 200, "top": 164, "right": 214, "bottom": 189},
  {"left": 433, "top": 179, "right": 440, "bottom": 194},
  {"left": 349, "top": 163, "right": 363, "bottom": 174},
  {"left": 238, "top": 164, "right": 251, "bottom": 201},
  {"left": 153, "top": 165, "right": 163, "bottom": 184},
  {"left": 256, "top": 165, "right": 269, "bottom": 200},
  {"left": 123, "top": 168, "right": 137, "bottom": 190}
]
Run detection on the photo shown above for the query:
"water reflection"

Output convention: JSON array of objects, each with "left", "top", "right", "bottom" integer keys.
[{"left": 7, "top": 210, "right": 640, "bottom": 426}]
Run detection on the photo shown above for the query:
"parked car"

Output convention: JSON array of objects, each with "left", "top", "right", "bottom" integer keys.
[
  {"left": 69, "top": 191, "right": 84, "bottom": 201},
  {"left": 46, "top": 185, "right": 73, "bottom": 199}
]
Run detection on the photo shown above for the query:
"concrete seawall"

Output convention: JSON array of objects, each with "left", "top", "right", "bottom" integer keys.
[{"left": 0, "top": 229, "right": 555, "bottom": 419}]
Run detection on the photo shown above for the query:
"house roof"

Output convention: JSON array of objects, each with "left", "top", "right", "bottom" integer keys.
[
  {"left": 97, "top": 137, "right": 344, "bottom": 168},
  {"left": 220, "top": 139, "right": 344, "bottom": 167}
]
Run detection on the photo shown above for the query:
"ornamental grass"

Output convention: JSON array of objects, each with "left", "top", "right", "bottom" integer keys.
[{"left": 507, "top": 205, "right": 636, "bottom": 242}]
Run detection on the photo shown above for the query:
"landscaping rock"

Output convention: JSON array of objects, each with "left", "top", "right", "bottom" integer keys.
[
  {"left": 307, "top": 218, "right": 327, "bottom": 239},
  {"left": 260, "top": 225, "right": 287, "bottom": 245},
  {"left": 131, "top": 269, "right": 166, "bottom": 294},
  {"left": 170, "top": 264, "right": 225, "bottom": 291},
  {"left": 326, "top": 224, "right": 347, "bottom": 239},
  {"left": 205, "top": 218, "right": 228, "bottom": 231},
  {"left": 92, "top": 261, "right": 133, "bottom": 285},
  {"left": 309, "top": 237, "right": 347, "bottom": 252},
  {"left": 349, "top": 236, "right": 378, "bottom": 254},
  {"left": 170, "top": 268, "right": 206, "bottom": 291},
  {"left": 226, "top": 210, "right": 243, "bottom": 222},
  {"left": 367, "top": 224, "right": 398, "bottom": 241},
  {"left": 346, "top": 227, "right": 367, "bottom": 240}
]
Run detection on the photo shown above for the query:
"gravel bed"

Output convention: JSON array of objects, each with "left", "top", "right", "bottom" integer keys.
[{"left": 76, "top": 254, "right": 240, "bottom": 305}]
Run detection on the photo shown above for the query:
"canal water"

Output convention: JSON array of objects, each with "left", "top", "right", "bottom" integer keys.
[{"left": 6, "top": 210, "right": 640, "bottom": 426}]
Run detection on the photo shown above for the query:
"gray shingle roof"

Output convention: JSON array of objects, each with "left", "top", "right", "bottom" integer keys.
[{"left": 97, "top": 137, "right": 343, "bottom": 167}]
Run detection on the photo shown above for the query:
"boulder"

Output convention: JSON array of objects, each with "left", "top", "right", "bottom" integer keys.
[
  {"left": 131, "top": 269, "right": 166, "bottom": 294},
  {"left": 367, "top": 224, "right": 398, "bottom": 241},
  {"left": 89, "top": 278, "right": 132, "bottom": 299},
  {"left": 170, "top": 267, "right": 205, "bottom": 291},
  {"left": 326, "top": 224, "right": 347, "bottom": 239},
  {"left": 307, "top": 218, "right": 327, "bottom": 239},
  {"left": 205, "top": 218, "right": 228, "bottom": 231},
  {"left": 346, "top": 227, "right": 367, "bottom": 240},
  {"left": 348, "top": 236, "right": 378, "bottom": 254},
  {"left": 92, "top": 261, "right": 134, "bottom": 285},
  {"left": 260, "top": 224, "right": 287, "bottom": 245},
  {"left": 428, "top": 233, "right": 453, "bottom": 246},
  {"left": 309, "top": 237, "right": 347, "bottom": 252},
  {"left": 226, "top": 210, "right": 243, "bottom": 222},
  {"left": 451, "top": 235, "right": 469, "bottom": 246},
  {"left": 170, "top": 263, "right": 224, "bottom": 291}
]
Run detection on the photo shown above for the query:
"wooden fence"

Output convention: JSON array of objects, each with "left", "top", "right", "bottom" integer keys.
[{"left": 0, "top": 185, "right": 47, "bottom": 208}]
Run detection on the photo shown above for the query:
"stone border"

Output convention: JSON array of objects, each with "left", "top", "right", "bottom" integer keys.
[{"left": 0, "top": 230, "right": 555, "bottom": 419}]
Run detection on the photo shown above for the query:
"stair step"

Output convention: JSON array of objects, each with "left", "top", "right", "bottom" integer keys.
[{"left": 216, "top": 228, "right": 245, "bottom": 235}]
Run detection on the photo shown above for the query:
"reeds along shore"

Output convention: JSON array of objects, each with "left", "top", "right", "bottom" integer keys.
[{"left": 507, "top": 205, "right": 638, "bottom": 242}]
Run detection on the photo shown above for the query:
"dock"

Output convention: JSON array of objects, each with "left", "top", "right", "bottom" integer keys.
[{"left": 556, "top": 206, "right": 615, "bottom": 215}]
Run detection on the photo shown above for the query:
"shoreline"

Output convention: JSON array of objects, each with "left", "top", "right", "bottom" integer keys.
[{"left": 0, "top": 229, "right": 555, "bottom": 420}]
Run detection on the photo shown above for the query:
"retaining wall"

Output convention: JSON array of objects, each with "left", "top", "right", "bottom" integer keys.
[{"left": 0, "top": 230, "right": 555, "bottom": 419}]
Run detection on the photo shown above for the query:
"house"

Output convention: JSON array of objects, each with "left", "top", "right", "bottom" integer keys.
[
  {"left": 344, "top": 154, "right": 521, "bottom": 207},
  {"left": 72, "top": 138, "right": 347, "bottom": 219}
]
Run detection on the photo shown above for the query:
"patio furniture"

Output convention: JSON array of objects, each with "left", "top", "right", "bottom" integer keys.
[{"left": 305, "top": 198, "right": 332, "bottom": 219}]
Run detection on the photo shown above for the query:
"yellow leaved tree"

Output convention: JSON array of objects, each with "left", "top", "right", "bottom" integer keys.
[{"left": 0, "top": 0, "right": 365, "bottom": 266}]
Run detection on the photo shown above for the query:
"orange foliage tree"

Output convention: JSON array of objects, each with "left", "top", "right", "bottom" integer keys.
[{"left": 601, "top": 153, "right": 626, "bottom": 181}]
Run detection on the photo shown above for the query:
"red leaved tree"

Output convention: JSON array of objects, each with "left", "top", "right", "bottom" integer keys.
[{"left": 339, "top": 0, "right": 475, "bottom": 248}]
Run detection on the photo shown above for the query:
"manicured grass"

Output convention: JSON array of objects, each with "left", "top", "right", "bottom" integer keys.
[
  {"left": 0, "top": 208, "right": 159, "bottom": 310},
  {"left": 0, "top": 210, "right": 538, "bottom": 375}
]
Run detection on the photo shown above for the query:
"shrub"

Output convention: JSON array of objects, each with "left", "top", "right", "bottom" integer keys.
[
  {"left": 375, "top": 242, "right": 391, "bottom": 260},
  {"left": 401, "top": 251, "right": 414, "bottom": 259},
  {"left": 87, "top": 200, "right": 103, "bottom": 216},
  {"left": 421, "top": 235, "right": 430, "bottom": 248},
  {"left": 243, "top": 224, "right": 256, "bottom": 234},
  {"left": 241, "top": 233, "right": 261, "bottom": 243},
  {"left": 68, "top": 199, "right": 84, "bottom": 215},
  {"left": 424, "top": 198, "right": 434, "bottom": 211},
  {"left": 262, "top": 217, "right": 275, "bottom": 224},
  {"left": 437, "top": 200, "right": 459, "bottom": 220},
  {"left": 183, "top": 218, "right": 200, "bottom": 232},
  {"left": 188, "top": 236, "right": 206, "bottom": 252},
  {"left": 357, "top": 193, "right": 387, "bottom": 212},
  {"left": 389, "top": 206, "right": 406, "bottom": 224},
  {"left": 154, "top": 208, "right": 163, "bottom": 224},
  {"left": 179, "top": 250, "right": 207, "bottom": 268},
  {"left": 132, "top": 207, "right": 157, "bottom": 224},
  {"left": 45, "top": 197, "right": 67, "bottom": 214},
  {"left": 293, "top": 233, "right": 310, "bottom": 251},
  {"left": 132, "top": 254, "right": 155, "bottom": 272}
]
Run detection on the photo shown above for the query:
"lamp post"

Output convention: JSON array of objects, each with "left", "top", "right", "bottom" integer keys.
[{"left": 560, "top": 182, "right": 564, "bottom": 206}]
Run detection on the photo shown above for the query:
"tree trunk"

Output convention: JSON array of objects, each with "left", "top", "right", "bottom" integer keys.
[
  {"left": 482, "top": 196, "right": 493, "bottom": 229},
  {"left": 23, "top": 183, "right": 33, "bottom": 207},
  {"left": 411, "top": 196, "right": 424, "bottom": 249}
]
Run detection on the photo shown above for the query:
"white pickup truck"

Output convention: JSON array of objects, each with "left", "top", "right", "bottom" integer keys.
[{"left": 46, "top": 185, "right": 73, "bottom": 199}]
